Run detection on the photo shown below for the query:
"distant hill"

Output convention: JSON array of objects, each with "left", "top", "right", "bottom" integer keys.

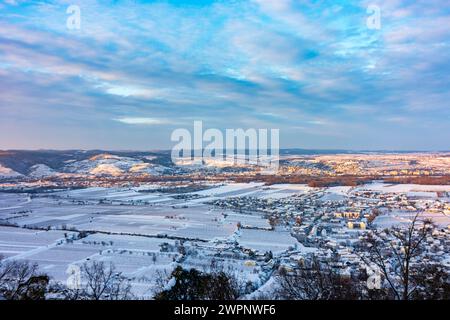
[{"left": 0, "top": 150, "right": 170, "bottom": 175}]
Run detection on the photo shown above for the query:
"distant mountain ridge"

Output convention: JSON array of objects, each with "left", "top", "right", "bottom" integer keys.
[
  {"left": 0, "top": 149, "right": 449, "bottom": 178},
  {"left": 0, "top": 150, "right": 171, "bottom": 176}
]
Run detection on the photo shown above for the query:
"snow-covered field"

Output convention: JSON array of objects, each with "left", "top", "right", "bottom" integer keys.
[
  {"left": 373, "top": 210, "right": 450, "bottom": 229},
  {"left": 0, "top": 181, "right": 449, "bottom": 298},
  {"left": 356, "top": 182, "right": 450, "bottom": 193},
  {"left": 237, "top": 228, "right": 298, "bottom": 254},
  {"left": 0, "top": 183, "right": 309, "bottom": 296},
  {"left": 0, "top": 226, "right": 74, "bottom": 259}
]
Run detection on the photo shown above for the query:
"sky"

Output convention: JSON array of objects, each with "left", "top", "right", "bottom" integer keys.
[{"left": 0, "top": 0, "right": 449, "bottom": 150}]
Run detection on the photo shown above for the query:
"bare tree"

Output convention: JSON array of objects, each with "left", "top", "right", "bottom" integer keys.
[
  {"left": 275, "top": 257, "right": 363, "bottom": 300},
  {"left": 0, "top": 256, "right": 49, "bottom": 300},
  {"left": 61, "top": 261, "right": 132, "bottom": 300},
  {"left": 358, "top": 212, "right": 436, "bottom": 300}
]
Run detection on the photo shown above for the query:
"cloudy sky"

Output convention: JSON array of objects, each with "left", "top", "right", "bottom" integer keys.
[{"left": 1, "top": 0, "right": 449, "bottom": 150}]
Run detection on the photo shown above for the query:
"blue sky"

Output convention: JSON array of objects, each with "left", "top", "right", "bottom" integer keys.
[{"left": 0, "top": 0, "right": 449, "bottom": 150}]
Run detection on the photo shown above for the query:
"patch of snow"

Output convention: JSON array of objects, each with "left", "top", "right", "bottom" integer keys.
[
  {"left": 29, "top": 164, "right": 58, "bottom": 178},
  {"left": 0, "top": 164, "right": 23, "bottom": 178},
  {"left": 90, "top": 164, "right": 123, "bottom": 176}
]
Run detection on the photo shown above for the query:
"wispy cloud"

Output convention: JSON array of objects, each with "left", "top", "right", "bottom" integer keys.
[
  {"left": 0, "top": 0, "right": 449, "bottom": 150},
  {"left": 113, "top": 117, "right": 169, "bottom": 126}
]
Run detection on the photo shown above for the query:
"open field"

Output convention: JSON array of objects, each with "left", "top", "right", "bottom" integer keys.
[{"left": 0, "top": 181, "right": 449, "bottom": 298}]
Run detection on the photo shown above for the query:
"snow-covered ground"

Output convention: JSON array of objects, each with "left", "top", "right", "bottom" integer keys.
[
  {"left": 0, "top": 183, "right": 305, "bottom": 297},
  {"left": 0, "top": 181, "right": 449, "bottom": 299},
  {"left": 28, "top": 164, "right": 58, "bottom": 178},
  {"left": 357, "top": 182, "right": 450, "bottom": 193},
  {"left": 0, "top": 164, "right": 23, "bottom": 178},
  {"left": 373, "top": 210, "right": 450, "bottom": 229}
]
